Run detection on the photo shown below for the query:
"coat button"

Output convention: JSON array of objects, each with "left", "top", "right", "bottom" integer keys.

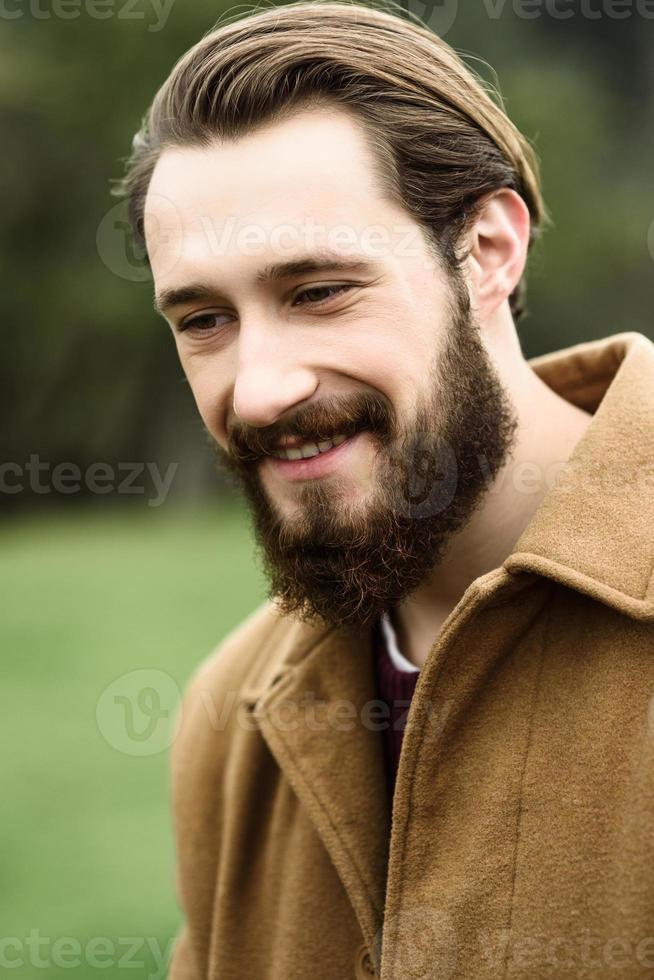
[{"left": 354, "top": 943, "right": 378, "bottom": 979}]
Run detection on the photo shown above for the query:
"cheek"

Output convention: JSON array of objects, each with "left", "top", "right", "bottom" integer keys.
[
  {"left": 364, "top": 333, "right": 431, "bottom": 410},
  {"left": 366, "top": 293, "right": 437, "bottom": 371},
  {"left": 179, "top": 356, "right": 229, "bottom": 443}
]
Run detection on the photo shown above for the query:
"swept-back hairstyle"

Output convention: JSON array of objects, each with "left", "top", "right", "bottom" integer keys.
[{"left": 114, "top": 0, "right": 548, "bottom": 320}]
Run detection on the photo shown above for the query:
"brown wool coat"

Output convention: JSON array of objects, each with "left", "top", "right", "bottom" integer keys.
[{"left": 168, "top": 331, "right": 654, "bottom": 980}]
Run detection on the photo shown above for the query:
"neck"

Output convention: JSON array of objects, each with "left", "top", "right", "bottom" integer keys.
[{"left": 392, "top": 354, "right": 594, "bottom": 669}]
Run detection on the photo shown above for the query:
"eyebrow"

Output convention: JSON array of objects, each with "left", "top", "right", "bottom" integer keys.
[{"left": 153, "top": 252, "right": 377, "bottom": 316}]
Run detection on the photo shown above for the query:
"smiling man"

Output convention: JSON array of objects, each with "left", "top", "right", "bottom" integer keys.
[
  {"left": 146, "top": 107, "right": 547, "bottom": 644},
  {"left": 117, "top": 3, "right": 654, "bottom": 978}
]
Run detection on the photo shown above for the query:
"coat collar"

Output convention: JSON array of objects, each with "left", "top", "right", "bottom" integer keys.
[
  {"left": 504, "top": 330, "right": 654, "bottom": 620},
  {"left": 247, "top": 330, "right": 654, "bottom": 965}
]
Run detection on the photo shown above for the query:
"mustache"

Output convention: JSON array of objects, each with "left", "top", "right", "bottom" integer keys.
[{"left": 226, "top": 390, "right": 394, "bottom": 463}]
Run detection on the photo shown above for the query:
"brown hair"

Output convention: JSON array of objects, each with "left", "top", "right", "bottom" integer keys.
[{"left": 113, "top": 0, "right": 548, "bottom": 320}]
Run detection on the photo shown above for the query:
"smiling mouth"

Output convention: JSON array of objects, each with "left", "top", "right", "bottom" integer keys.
[
  {"left": 269, "top": 433, "right": 349, "bottom": 461},
  {"left": 263, "top": 430, "right": 369, "bottom": 482}
]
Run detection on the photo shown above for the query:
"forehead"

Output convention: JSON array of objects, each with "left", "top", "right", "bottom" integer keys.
[{"left": 143, "top": 106, "right": 418, "bottom": 282}]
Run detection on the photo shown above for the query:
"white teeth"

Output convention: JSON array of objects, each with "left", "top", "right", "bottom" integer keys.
[{"left": 272, "top": 433, "right": 349, "bottom": 461}]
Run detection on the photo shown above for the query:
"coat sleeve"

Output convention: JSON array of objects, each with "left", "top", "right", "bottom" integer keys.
[
  {"left": 167, "top": 922, "right": 200, "bottom": 980},
  {"left": 165, "top": 601, "right": 280, "bottom": 980},
  {"left": 166, "top": 658, "right": 214, "bottom": 980}
]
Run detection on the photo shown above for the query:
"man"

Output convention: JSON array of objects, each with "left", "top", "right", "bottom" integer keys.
[{"left": 116, "top": 2, "right": 654, "bottom": 977}]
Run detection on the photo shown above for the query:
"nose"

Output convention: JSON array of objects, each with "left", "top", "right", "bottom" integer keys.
[{"left": 232, "top": 357, "right": 318, "bottom": 429}]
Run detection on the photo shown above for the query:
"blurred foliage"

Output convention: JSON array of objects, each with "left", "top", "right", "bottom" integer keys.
[
  {"left": 0, "top": 501, "right": 266, "bottom": 978},
  {"left": 1, "top": 0, "right": 653, "bottom": 511}
]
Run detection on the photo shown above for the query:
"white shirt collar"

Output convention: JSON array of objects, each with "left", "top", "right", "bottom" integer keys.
[{"left": 379, "top": 610, "right": 420, "bottom": 673}]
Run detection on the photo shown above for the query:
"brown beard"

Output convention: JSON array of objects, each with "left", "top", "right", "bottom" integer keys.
[{"left": 211, "top": 272, "right": 519, "bottom": 631}]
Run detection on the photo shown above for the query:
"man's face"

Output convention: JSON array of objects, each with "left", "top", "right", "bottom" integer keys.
[{"left": 145, "top": 106, "right": 518, "bottom": 630}]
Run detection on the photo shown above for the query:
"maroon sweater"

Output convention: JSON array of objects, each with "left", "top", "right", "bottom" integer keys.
[{"left": 371, "top": 616, "right": 420, "bottom": 802}]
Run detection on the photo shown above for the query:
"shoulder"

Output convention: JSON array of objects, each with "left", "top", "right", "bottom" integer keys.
[
  {"left": 186, "top": 599, "right": 285, "bottom": 702},
  {"left": 170, "top": 599, "right": 328, "bottom": 800},
  {"left": 172, "top": 599, "right": 283, "bottom": 751},
  {"left": 169, "top": 601, "right": 287, "bottom": 828}
]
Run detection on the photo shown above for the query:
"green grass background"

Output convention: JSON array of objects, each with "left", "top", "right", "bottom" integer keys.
[{"left": 0, "top": 501, "right": 267, "bottom": 979}]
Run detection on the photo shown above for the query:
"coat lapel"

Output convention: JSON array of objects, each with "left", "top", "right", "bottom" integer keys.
[{"left": 250, "top": 617, "right": 390, "bottom": 958}]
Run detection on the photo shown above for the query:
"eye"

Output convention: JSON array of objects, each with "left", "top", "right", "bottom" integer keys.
[
  {"left": 179, "top": 312, "right": 232, "bottom": 334},
  {"left": 292, "top": 284, "right": 353, "bottom": 307},
  {"left": 178, "top": 283, "right": 354, "bottom": 334}
]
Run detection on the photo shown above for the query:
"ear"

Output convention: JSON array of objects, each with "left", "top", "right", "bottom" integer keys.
[{"left": 464, "top": 188, "right": 531, "bottom": 321}]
